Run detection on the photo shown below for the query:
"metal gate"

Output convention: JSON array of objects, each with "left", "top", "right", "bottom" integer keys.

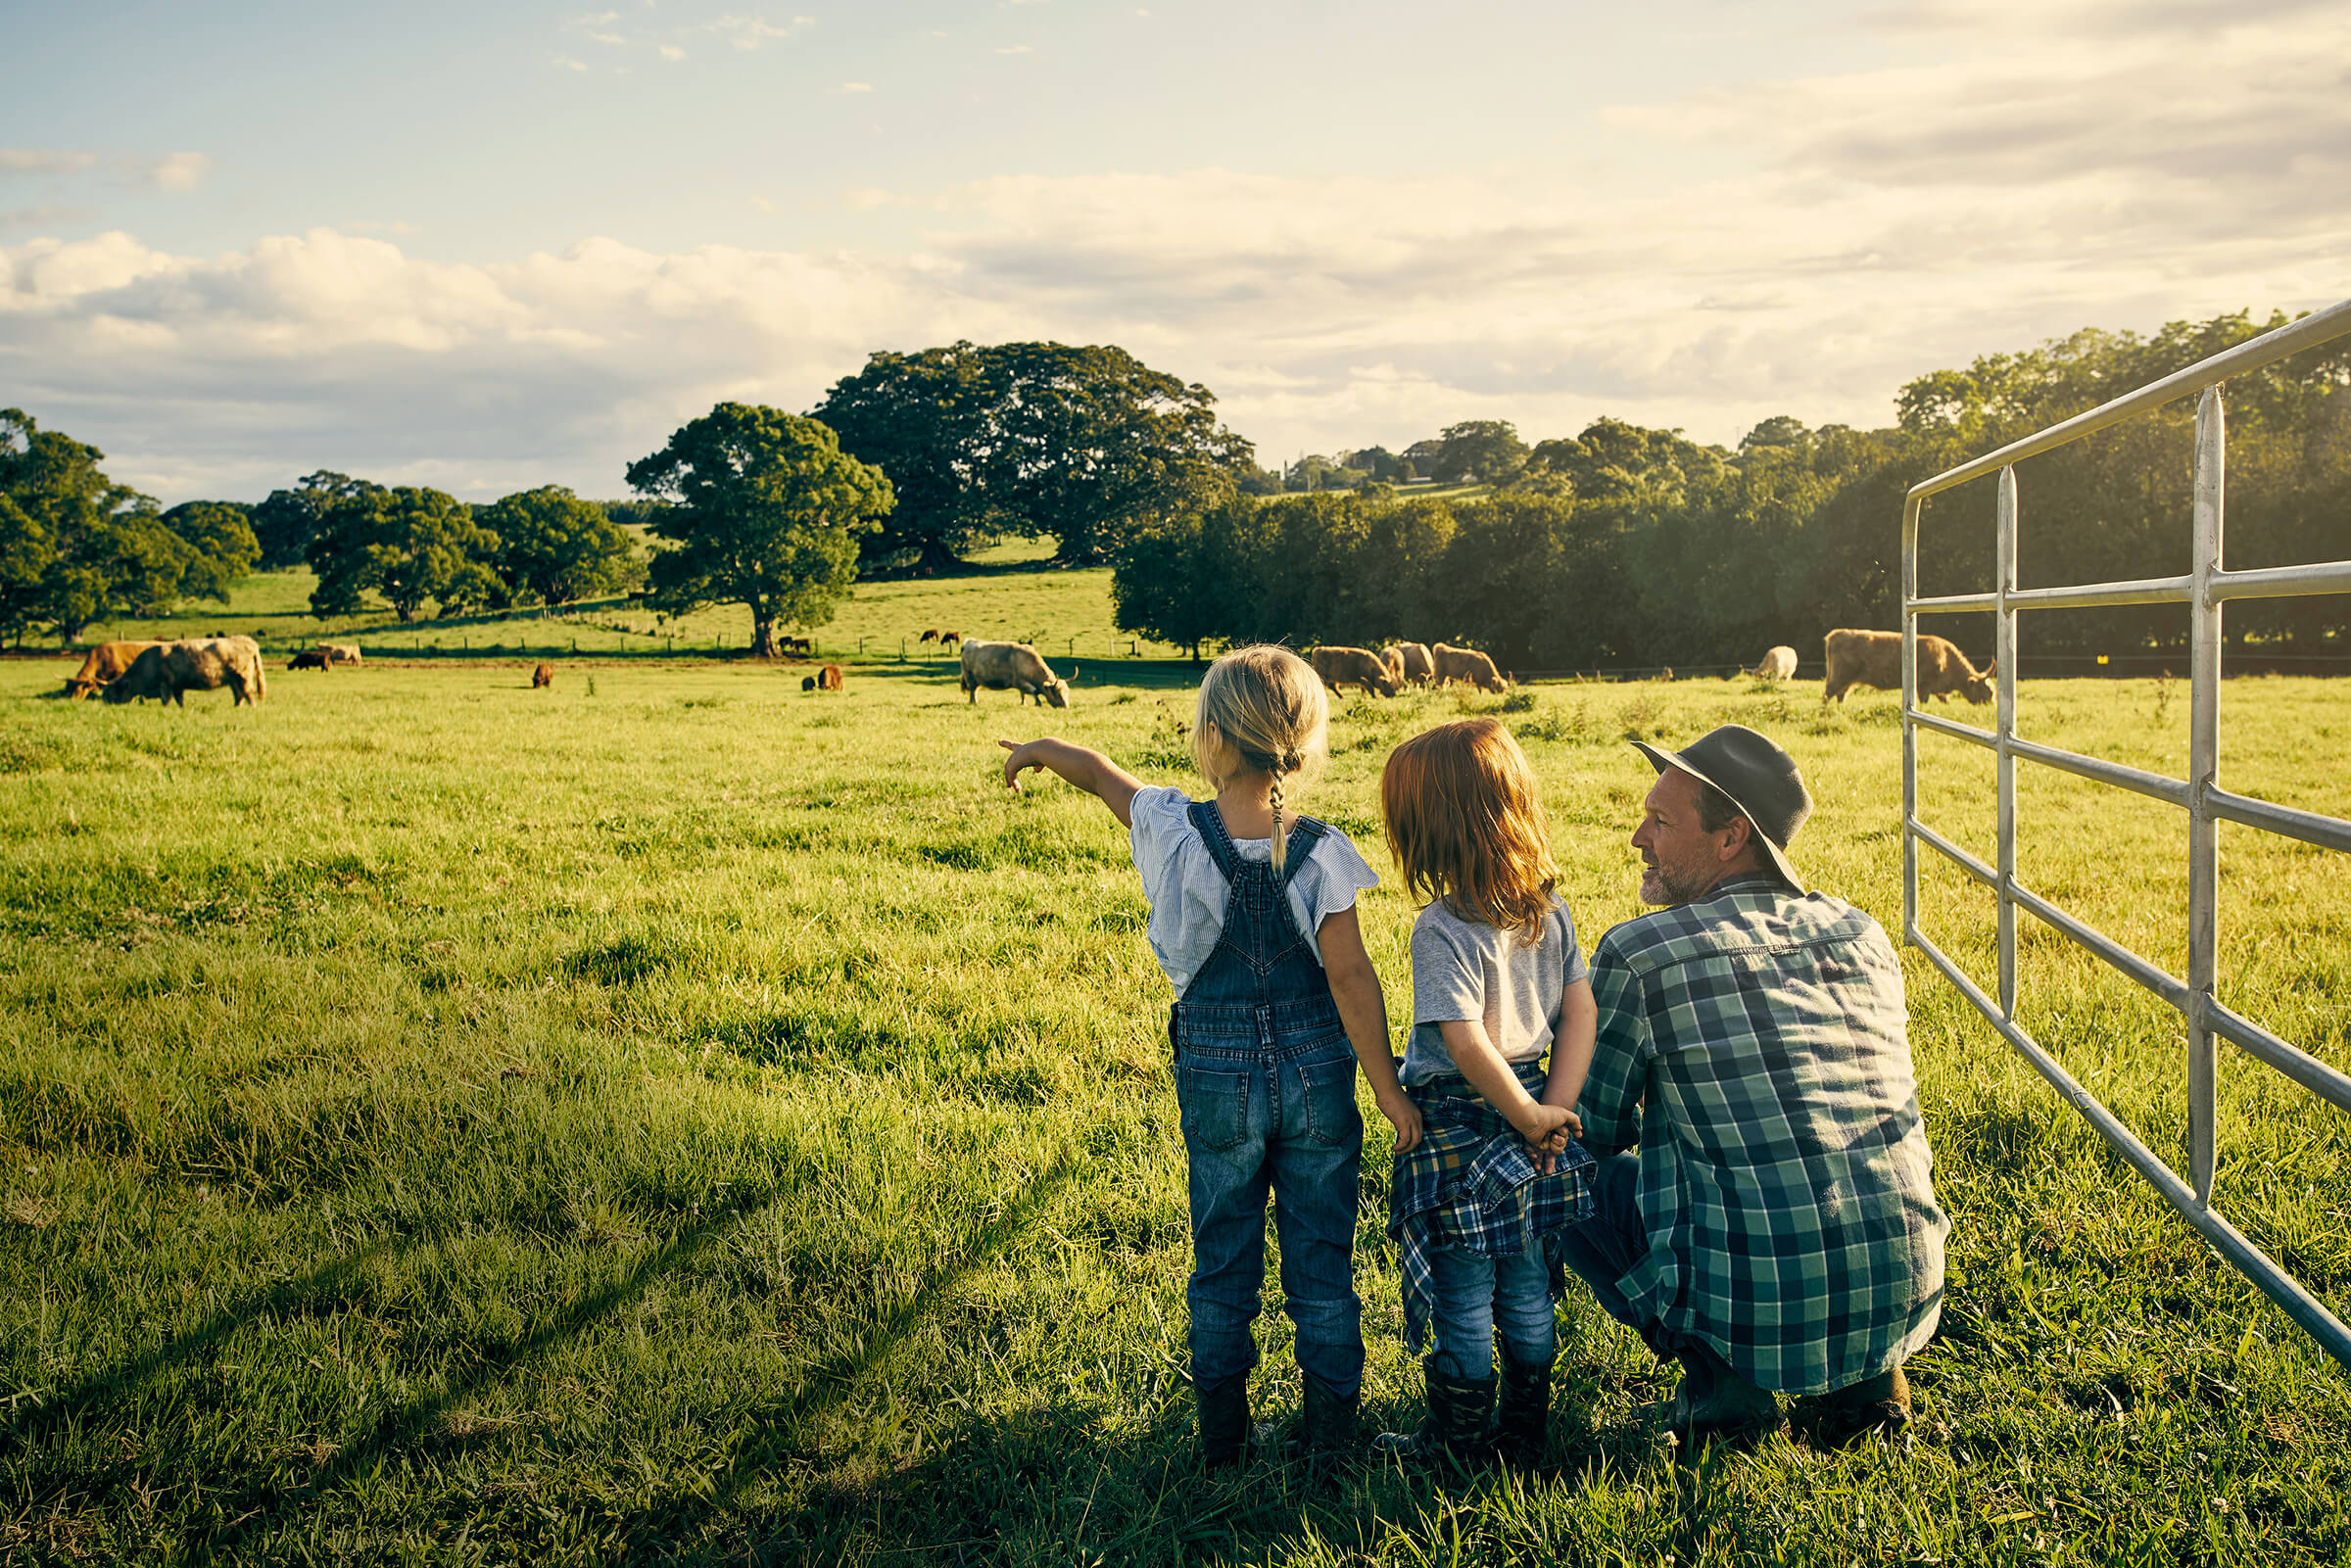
[{"left": 1899, "top": 298, "right": 2351, "bottom": 1368}]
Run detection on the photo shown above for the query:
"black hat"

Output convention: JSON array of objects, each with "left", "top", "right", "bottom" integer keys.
[{"left": 1631, "top": 724, "right": 1812, "bottom": 891}]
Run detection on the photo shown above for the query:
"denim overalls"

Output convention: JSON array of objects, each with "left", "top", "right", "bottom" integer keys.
[{"left": 1169, "top": 800, "right": 1366, "bottom": 1399}]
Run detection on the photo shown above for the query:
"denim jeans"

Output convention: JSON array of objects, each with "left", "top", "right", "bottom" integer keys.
[
  {"left": 1176, "top": 1028, "right": 1366, "bottom": 1397},
  {"left": 1554, "top": 1153, "right": 1665, "bottom": 1346},
  {"left": 1427, "top": 1243, "right": 1556, "bottom": 1380}
]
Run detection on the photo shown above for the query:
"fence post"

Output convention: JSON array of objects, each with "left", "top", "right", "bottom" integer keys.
[
  {"left": 1995, "top": 466, "right": 2019, "bottom": 1021},
  {"left": 2187, "top": 385, "right": 2225, "bottom": 1208},
  {"left": 1900, "top": 494, "right": 1921, "bottom": 946}
]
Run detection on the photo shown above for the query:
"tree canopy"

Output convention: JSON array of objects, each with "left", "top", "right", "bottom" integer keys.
[
  {"left": 481, "top": 486, "right": 643, "bottom": 607},
  {"left": 814, "top": 340, "right": 1254, "bottom": 568},
  {"left": 1430, "top": 420, "right": 1528, "bottom": 484},
  {"left": 626, "top": 403, "right": 893, "bottom": 658},
  {"left": 307, "top": 484, "right": 503, "bottom": 622}
]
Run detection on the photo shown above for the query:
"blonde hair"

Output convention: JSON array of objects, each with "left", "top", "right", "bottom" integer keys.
[
  {"left": 1191, "top": 644, "right": 1328, "bottom": 874},
  {"left": 1380, "top": 717, "right": 1558, "bottom": 938}
]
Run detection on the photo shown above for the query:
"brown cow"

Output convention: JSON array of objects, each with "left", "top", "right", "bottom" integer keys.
[
  {"left": 1382, "top": 641, "right": 1436, "bottom": 687},
  {"left": 1431, "top": 642, "right": 1509, "bottom": 692},
  {"left": 321, "top": 642, "right": 361, "bottom": 665},
  {"left": 937, "top": 630, "right": 961, "bottom": 649},
  {"left": 103, "top": 638, "right": 267, "bottom": 706},
  {"left": 1823, "top": 628, "right": 1992, "bottom": 705},
  {"left": 532, "top": 663, "right": 553, "bottom": 689},
  {"left": 818, "top": 663, "right": 843, "bottom": 690},
  {"left": 288, "top": 649, "right": 332, "bottom": 671},
  {"left": 1309, "top": 645, "right": 1400, "bottom": 697},
  {"left": 64, "top": 640, "right": 164, "bottom": 699},
  {"left": 960, "top": 640, "right": 1069, "bottom": 706},
  {"left": 780, "top": 636, "right": 812, "bottom": 656},
  {"left": 919, "top": 629, "right": 940, "bottom": 643}
]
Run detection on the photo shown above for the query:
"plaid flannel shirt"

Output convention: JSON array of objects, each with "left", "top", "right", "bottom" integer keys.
[
  {"left": 1387, "top": 1067, "right": 1597, "bottom": 1355},
  {"left": 1579, "top": 874, "right": 1947, "bottom": 1395}
]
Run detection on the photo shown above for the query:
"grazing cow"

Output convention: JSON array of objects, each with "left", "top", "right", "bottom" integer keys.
[
  {"left": 818, "top": 664, "right": 843, "bottom": 691},
  {"left": 777, "top": 636, "right": 812, "bottom": 656},
  {"left": 1431, "top": 642, "right": 1510, "bottom": 693},
  {"left": 322, "top": 642, "right": 361, "bottom": 665},
  {"left": 801, "top": 675, "right": 817, "bottom": 691},
  {"left": 960, "top": 639, "right": 1070, "bottom": 707},
  {"left": 103, "top": 638, "right": 267, "bottom": 707},
  {"left": 1379, "top": 646, "right": 1406, "bottom": 683},
  {"left": 1308, "top": 645, "right": 1401, "bottom": 697},
  {"left": 919, "top": 629, "right": 940, "bottom": 643},
  {"left": 288, "top": 649, "right": 332, "bottom": 671},
  {"left": 937, "top": 630, "right": 961, "bottom": 649},
  {"left": 64, "top": 640, "right": 163, "bottom": 700},
  {"left": 1823, "top": 628, "right": 1993, "bottom": 705},
  {"left": 1751, "top": 645, "right": 1799, "bottom": 683},
  {"left": 532, "top": 663, "right": 553, "bottom": 689},
  {"left": 1381, "top": 641, "right": 1435, "bottom": 687}
]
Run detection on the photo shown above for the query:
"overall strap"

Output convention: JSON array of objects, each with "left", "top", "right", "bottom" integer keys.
[
  {"left": 1278, "top": 817, "right": 1329, "bottom": 893},
  {"left": 1186, "top": 799, "right": 1248, "bottom": 882}
]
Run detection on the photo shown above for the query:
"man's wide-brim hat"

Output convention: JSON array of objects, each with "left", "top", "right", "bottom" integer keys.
[{"left": 1631, "top": 724, "right": 1812, "bottom": 891}]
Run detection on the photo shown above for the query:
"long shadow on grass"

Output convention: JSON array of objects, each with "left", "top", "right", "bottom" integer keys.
[{"left": 181, "top": 1200, "right": 771, "bottom": 1565}]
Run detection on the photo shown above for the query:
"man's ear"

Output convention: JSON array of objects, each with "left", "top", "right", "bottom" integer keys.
[{"left": 1716, "top": 811, "right": 1752, "bottom": 864}]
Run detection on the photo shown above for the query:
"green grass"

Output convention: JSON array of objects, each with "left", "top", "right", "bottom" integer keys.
[
  {"left": 1, "top": 643, "right": 2347, "bottom": 1564},
  {"left": 69, "top": 538, "right": 1190, "bottom": 667}
]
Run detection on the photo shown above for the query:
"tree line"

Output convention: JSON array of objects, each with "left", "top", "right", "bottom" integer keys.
[
  {"left": 1113, "top": 310, "right": 2351, "bottom": 669},
  {"left": 6, "top": 309, "right": 2341, "bottom": 661}
]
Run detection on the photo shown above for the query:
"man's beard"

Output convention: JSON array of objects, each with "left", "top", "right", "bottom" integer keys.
[{"left": 1640, "top": 861, "right": 1710, "bottom": 906}]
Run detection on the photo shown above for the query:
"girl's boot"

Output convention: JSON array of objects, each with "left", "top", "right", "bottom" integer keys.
[
  {"left": 1490, "top": 1349, "right": 1553, "bottom": 1467},
  {"left": 1372, "top": 1357, "right": 1495, "bottom": 1464},
  {"left": 1197, "top": 1372, "right": 1252, "bottom": 1469}
]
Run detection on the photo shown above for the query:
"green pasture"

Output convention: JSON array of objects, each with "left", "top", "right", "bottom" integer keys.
[
  {"left": 1, "top": 641, "right": 2347, "bottom": 1563},
  {"left": 76, "top": 538, "right": 1184, "bottom": 668}
]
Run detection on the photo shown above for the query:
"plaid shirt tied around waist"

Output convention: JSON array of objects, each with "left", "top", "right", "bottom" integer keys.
[{"left": 1387, "top": 1064, "right": 1597, "bottom": 1354}]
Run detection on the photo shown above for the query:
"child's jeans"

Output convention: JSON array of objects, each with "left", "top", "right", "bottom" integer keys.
[
  {"left": 1427, "top": 1243, "right": 1557, "bottom": 1380},
  {"left": 1176, "top": 1026, "right": 1366, "bottom": 1398}
]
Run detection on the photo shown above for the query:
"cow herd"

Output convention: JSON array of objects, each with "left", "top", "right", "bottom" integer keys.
[{"left": 51, "top": 622, "right": 1997, "bottom": 714}]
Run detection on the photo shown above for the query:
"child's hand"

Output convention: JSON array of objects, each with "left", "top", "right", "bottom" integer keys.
[
  {"left": 998, "top": 738, "right": 1050, "bottom": 793},
  {"left": 1509, "top": 1100, "right": 1572, "bottom": 1155},
  {"left": 1377, "top": 1092, "right": 1423, "bottom": 1153}
]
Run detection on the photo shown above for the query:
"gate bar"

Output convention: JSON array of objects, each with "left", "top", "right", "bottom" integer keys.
[
  {"left": 2186, "top": 387, "right": 2223, "bottom": 1207},
  {"left": 1907, "top": 927, "right": 2351, "bottom": 1368}
]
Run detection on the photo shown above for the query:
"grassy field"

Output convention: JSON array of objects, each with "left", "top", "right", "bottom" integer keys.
[
  {"left": 71, "top": 538, "right": 1178, "bottom": 668},
  {"left": 1, "top": 615, "right": 2347, "bottom": 1563}
]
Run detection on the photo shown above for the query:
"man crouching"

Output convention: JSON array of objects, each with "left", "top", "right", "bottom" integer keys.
[{"left": 1562, "top": 724, "right": 1947, "bottom": 1449}]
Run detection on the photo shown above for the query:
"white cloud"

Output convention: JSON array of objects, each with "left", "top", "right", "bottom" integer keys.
[
  {"left": 6, "top": 0, "right": 2344, "bottom": 499},
  {"left": 1, "top": 150, "right": 104, "bottom": 176},
  {"left": 708, "top": 14, "right": 814, "bottom": 50},
  {"left": 835, "top": 80, "right": 874, "bottom": 93},
  {"left": 2, "top": 148, "right": 215, "bottom": 190},
  {"left": 552, "top": 55, "right": 591, "bottom": 71},
  {"left": 994, "top": 44, "right": 1032, "bottom": 53},
  {"left": 150, "top": 152, "right": 213, "bottom": 191},
  {"left": 2, "top": 206, "right": 100, "bottom": 230},
  {"left": 659, "top": 43, "right": 686, "bottom": 59}
]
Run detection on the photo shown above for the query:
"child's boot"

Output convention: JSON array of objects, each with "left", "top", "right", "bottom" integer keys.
[
  {"left": 1490, "top": 1349, "right": 1554, "bottom": 1467},
  {"left": 1372, "top": 1357, "right": 1495, "bottom": 1464},
  {"left": 1295, "top": 1373, "right": 1360, "bottom": 1462},
  {"left": 1197, "top": 1372, "right": 1253, "bottom": 1469}
]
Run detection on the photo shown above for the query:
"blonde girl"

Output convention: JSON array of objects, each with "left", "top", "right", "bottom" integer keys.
[
  {"left": 999, "top": 645, "right": 1417, "bottom": 1466},
  {"left": 1372, "top": 716, "right": 1596, "bottom": 1467}
]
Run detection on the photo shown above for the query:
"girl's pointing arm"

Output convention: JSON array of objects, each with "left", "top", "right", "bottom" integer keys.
[{"left": 998, "top": 737, "right": 1145, "bottom": 828}]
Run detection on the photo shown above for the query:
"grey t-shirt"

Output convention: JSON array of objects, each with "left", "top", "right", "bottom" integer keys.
[{"left": 1402, "top": 894, "right": 1588, "bottom": 1086}]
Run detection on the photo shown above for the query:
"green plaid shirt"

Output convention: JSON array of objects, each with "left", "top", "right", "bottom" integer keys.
[{"left": 1579, "top": 874, "right": 1947, "bottom": 1395}]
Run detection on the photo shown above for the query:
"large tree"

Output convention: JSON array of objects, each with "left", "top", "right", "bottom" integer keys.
[
  {"left": 307, "top": 484, "right": 503, "bottom": 622},
  {"left": 162, "top": 500, "right": 261, "bottom": 602},
  {"left": 1430, "top": 419, "right": 1529, "bottom": 484},
  {"left": 626, "top": 404, "right": 893, "bottom": 658},
  {"left": 813, "top": 340, "right": 1253, "bottom": 569},
  {"left": 251, "top": 471, "right": 370, "bottom": 569},
  {"left": 482, "top": 485, "right": 643, "bottom": 606}
]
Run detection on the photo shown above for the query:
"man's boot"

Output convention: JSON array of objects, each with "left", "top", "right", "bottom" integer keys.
[
  {"left": 1798, "top": 1365, "right": 1910, "bottom": 1448},
  {"left": 1638, "top": 1342, "right": 1780, "bottom": 1448},
  {"left": 1197, "top": 1372, "right": 1252, "bottom": 1469},
  {"left": 1490, "top": 1349, "right": 1554, "bottom": 1468},
  {"left": 1372, "top": 1357, "right": 1495, "bottom": 1465}
]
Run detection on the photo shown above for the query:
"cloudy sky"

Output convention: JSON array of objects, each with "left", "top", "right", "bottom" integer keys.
[{"left": 4, "top": 0, "right": 2344, "bottom": 503}]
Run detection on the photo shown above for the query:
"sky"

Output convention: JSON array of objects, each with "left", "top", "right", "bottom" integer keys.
[{"left": 3, "top": 0, "right": 2345, "bottom": 504}]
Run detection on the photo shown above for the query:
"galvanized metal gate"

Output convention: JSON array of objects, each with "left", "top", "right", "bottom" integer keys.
[{"left": 1899, "top": 299, "right": 2351, "bottom": 1368}]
